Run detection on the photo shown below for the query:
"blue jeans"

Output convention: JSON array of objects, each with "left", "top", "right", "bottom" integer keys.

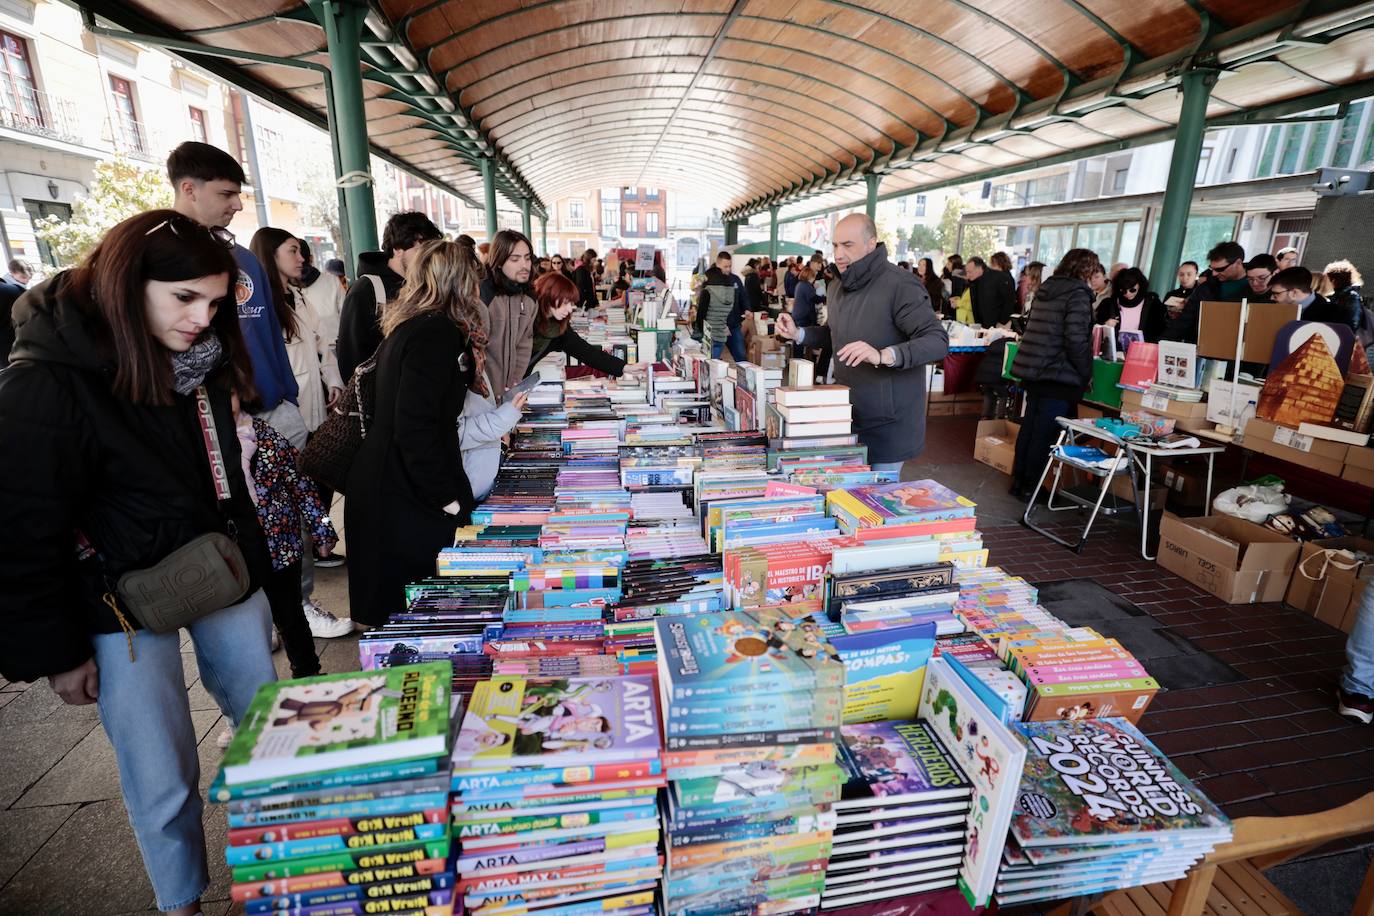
[
  {"left": 872, "top": 461, "right": 904, "bottom": 481},
  {"left": 94, "top": 588, "right": 276, "bottom": 910},
  {"left": 1343, "top": 585, "right": 1374, "bottom": 697}
]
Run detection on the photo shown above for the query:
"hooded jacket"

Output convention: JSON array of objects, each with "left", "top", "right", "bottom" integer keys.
[
  {"left": 338, "top": 250, "right": 404, "bottom": 383},
  {"left": 0, "top": 276, "right": 269, "bottom": 682},
  {"left": 1010, "top": 275, "right": 1094, "bottom": 397},
  {"left": 797, "top": 243, "right": 949, "bottom": 464},
  {"left": 235, "top": 245, "right": 299, "bottom": 411},
  {"left": 480, "top": 273, "right": 537, "bottom": 400}
]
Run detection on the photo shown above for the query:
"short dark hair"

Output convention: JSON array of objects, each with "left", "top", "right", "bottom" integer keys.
[
  {"left": 1054, "top": 248, "right": 1103, "bottom": 284},
  {"left": 967, "top": 256, "right": 987, "bottom": 270},
  {"left": 717, "top": 250, "right": 732, "bottom": 261},
  {"left": 455, "top": 234, "right": 476, "bottom": 248},
  {"left": 1270, "top": 266, "right": 1313, "bottom": 294},
  {"left": 897, "top": 261, "right": 909, "bottom": 269},
  {"left": 381, "top": 211, "right": 442, "bottom": 256},
  {"left": 1206, "top": 241, "right": 1245, "bottom": 264},
  {"left": 1112, "top": 266, "right": 1149, "bottom": 299},
  {"left": 990, "top": 251, "right": 1013, "bottom": 272},
  {"left": 1180, "top": 260, "right": 1198, "bottom": 270},
  {"left": 746, "top": 258, "right": 758, "bottom": 268},
  {"left": 1246, "top": 254, "right": 1278, "bottom": 272},
  {"left": 67, "top": 210, "right": 253, "bottom": 406},
  {"left": 166, "top": 141, "right": 246, "bottom": 187},
  {"left": 7, "top": 258, "right": 32, "bottom": 275}
]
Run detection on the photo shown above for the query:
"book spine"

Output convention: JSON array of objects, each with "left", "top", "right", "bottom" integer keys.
[
  {"left": 224, "top": 822, "right": 448, "bottom": 866},
  {"left": 450, "top": 759, "right": 661, "bottom": 794},
  {"left": 228, "top": 791, "right": 450, "bottom": 829},
  {"left": 240, "top": 873, "right": 454, "bottom": 914},
  {"left": 455, "top": 803, "right": 658, "bottom": 838},
  {"left": 230, "top": 838, "right": 451, "bottom": 884},
  {"left": 665, "top": 726, "right": 838, "bottom": 751},
  {"left": 210, "top": 758, "right": 443, "bottom": 803}
]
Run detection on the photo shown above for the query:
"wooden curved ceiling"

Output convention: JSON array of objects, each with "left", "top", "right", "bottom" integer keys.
[{"left": 105, "top": 0, "right": 1374, "bottom": 218}]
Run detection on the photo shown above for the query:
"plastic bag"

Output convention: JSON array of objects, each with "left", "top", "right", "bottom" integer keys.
[{"left": 1212, "top": 484, "right": 1289, "bottom": 523}]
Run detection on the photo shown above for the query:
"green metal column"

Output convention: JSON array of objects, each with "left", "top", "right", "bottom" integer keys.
[
  {"left": 768, "top": 205, "right": 779, "bottom": 262},
  {"left": 520, "top": 198, "right": 532, "bottom": 242},
  {"left": 480, "top": 157, "right": 499, "bottom": 243},
  {"left": 1147, "top": 67, "right": 1219, "bottom": 296},
  {"left": 724, "top": 220, "right": 738, "bottom": 246},
  {"left": 315, "top": 0, "right": 377, "bottom": 255},
  {"left": 865, "top": 173, "right": 881, "bottom": 220},
  {"left": 540, "top": 217, "right": 548, "bottom": 256}
]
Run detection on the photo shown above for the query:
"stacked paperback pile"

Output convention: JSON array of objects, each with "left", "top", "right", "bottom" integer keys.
[
  {"left": 213, "top": 664, "right": 456, "bottom": 914},
  {"left": 954, "top": 567, "right": 1159, "bottom": 723},
  {"left": 449, "top": 675, "right": 666, "bottom": 915},
  {"left": 826, "top": 479, "right": 978, "bottom": 538},
  {"left": 822, "top": 721, "right": 974, "bottom": 908},
  {"left": 654, "top": 609, "right": 846, "bottom": 915},
  {"left": 766, "top": 384, "right": 856, "bottom": 449},
  {"left": 998, "top": 717, "right": 1231, "bottom": 905}
]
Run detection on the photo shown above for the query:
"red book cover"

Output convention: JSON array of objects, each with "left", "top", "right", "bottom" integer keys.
[{"left": 1117, "top": 340, "right": 1159, "bottom": 391}]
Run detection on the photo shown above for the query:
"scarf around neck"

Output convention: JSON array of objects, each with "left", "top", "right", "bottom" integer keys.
[{"left": 171, "top": 330, "right": 223, "bottom": 396}]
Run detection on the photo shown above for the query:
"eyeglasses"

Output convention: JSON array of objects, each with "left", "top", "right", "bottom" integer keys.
[{"left": 145, "top": 215, "right": 234, "bottom": 249}]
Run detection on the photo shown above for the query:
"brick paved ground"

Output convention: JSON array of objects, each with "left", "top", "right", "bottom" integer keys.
[{"left": 0, "top": 416, "right": 1369, "bottom": 914}]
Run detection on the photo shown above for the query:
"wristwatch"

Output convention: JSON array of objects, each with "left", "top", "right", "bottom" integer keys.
[{"left": 880, "top": 347, "right": 896, "bottom": 367}]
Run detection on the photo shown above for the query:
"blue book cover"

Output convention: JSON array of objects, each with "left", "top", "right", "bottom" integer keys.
[
  {"left": 654, "top": 610, "right": 845, "bottom": 700},
  {"left": 827, "top": 622, "right": 936, "bottom": 724}
]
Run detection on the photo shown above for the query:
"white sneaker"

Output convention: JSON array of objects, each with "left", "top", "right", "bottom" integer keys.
[
  {"left": 303, "top": 599, "right": 353, "bottom": 638},
  {"left": 216, "top": 726, "right": 234, "bottom": 749}
]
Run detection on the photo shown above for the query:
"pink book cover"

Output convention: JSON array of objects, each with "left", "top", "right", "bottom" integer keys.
[
  {"left": 1026, "top": 661, "right": 1149, "bottom": 686},
  {"left": 1117, "top": 340, "right": 1159, "bottom": 391}
]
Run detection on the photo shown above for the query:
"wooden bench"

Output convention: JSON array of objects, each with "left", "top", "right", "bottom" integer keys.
[{"left": 1050, "top": 792, "right": 1374, "bottom": 916}]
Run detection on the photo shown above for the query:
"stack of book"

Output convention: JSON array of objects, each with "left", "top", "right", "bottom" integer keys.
[
  {"left": 822, "top": 721, "right": 974, "bottom": 908},
  {"left": 359, "top": 578, "right": 509, "bottom": 671},
  {"left": 826, "top": 480, "right": 978, "bottom": 537},
  {"left": 767, "top": 385, "right": 854, "bottom": 444},
  {"left": 827, "top": 558, "right": 962, "bottom": 636},
  {"left": 213, "top": 665, "right": 457, "bottom": 914},
  {"left": 654, "top": 608, "right": 845, "bottom": 915},
  {"left": 996, "top": 718, "right": 1231, "bottom": 906},
  {"left": 449, "top": 675, "right": 666, "bottom": 915}
]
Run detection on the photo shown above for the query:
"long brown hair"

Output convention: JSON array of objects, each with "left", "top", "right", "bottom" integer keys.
[
  {"left": 1054, "top": 248, "right": 1103, "bottom": 284},
  {"left": 484, "top": 229, "right": 532, "bottom": 292},
  {"left": 382, "top": 240, "right": 486, "bottom": 339},
  {"left": 249, "top": 227, "right": 301, "bottom": 342},
  {"left": 919, "top": 257, "right": 943, "bottom": 307},
  {"left": 533, "top": 271, "right": 579, "bottom": 336},
  {"left": 65, "top": 209, "right": 254, "bottom": 406}
]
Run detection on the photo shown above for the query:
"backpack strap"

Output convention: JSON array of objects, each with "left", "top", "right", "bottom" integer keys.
[{"left": 367, "top": 273, "right": 387, "bottom": 313}]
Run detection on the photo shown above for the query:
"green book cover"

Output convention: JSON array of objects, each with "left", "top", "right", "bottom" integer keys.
[{"left": 221, "top": 663, "right": 451, "bottom": 785}]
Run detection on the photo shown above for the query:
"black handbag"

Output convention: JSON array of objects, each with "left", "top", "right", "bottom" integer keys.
[{"left": 300, "top": 354, "right": 377, "bottom": 495}]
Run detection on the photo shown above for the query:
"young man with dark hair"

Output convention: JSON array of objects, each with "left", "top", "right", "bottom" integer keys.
[
  {"left": 0, "top": 258, "right": 32, "bottom": 364},
  {"left": 480, "top": 229, "right": 537, "bottom": 398},
  {"left": 1244, "top": 253, "right": 1278, "bottom": 303},
  {"left": 167, "top": 141, "right": 302, "bottom": 443},
  {"left": 1163, "top": 241, "right": 1248, "bottom": 343},
  {"left": 336, "top": 210, "right": 442, "bottom": 382},
  {"left": 695, "top": 250, "right": 747, "bottom": 361},
  {"left": 1268, "top": 266, "right": 1350, "bottom": 325}
]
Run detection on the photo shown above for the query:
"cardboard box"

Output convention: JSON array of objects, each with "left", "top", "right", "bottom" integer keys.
[
  {"left": 1343, "top": 464, "right": 1374, "bottom": 488},
  {"left": 1347, "top": 445, "right": 1374, "bottom": 471},
  {"left": 1119, "top": 390, "right": 1213, "bottom": 432},
  {"left": 1156, "top": 513, "right": 1301, "bottom": 604},
  {"left": 974, "top": 420, "right": 1020, "bottom": 475},
  {"left": 1153, "top": 459, "right": 1212, "bottom": 509},
  {"left": 1285, "top": 537, "right": 1374, "bottom": 633},
  {"left": 1023, "top": 678, "right": 1158, "bottom": 724},
  {"left": 1240, "top": 418, "right": 1349, "bottom": 477}
]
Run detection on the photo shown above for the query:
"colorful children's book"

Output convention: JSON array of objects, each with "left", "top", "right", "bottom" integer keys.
[
  {"left": 221, "top": 664, "right": 451, "bottom": 785},
  {"left": 835, "top": 720, "right": 972, "bottom": 811},
  {"left": 827, "top": 623, "right": 937, "bottom": 723},
  {"left": 1009, "top": 718, "right": 1231, "bottom": 848},
  {"left": 654, "top": 610, "right": 845, "bottom": 700},
  {"left": 451, "top": 676, "right": 662, "bottom": 770}
]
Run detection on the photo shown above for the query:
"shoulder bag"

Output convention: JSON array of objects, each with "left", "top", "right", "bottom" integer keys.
[{"left": 299, "top": 274, "right": 385, "bottom": 494}]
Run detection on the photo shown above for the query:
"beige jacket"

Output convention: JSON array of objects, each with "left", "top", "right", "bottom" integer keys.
[{"left": 480, "top": 277, "right": 536, "bottom": 401}]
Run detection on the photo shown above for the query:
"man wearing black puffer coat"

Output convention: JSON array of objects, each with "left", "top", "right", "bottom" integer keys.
[{"left": 1008, "top": 248, "right": 1099, "bottom": 499}]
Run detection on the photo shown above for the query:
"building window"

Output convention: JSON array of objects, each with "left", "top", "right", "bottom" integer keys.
[
  {"left": 602, "top": 206, "right": 616, "bottom": 232},
  {"left": 1112, "top": 169, "right": 1129, "bottom": 194},
  {"left": 108, "top": 75, "right": 145, "bottom": 152},
  {"left": 1333, "top": 101, "right": 1367, "bottom": 168},
  {"left": 1303, "top": 120, "right": 1335, "bottom": 172},
  {"left": 914, "top": 194, "right": 926, "bottom": 217},
  {"left": 570, "top": 239, "right": 586, "bottom": 258},
  {"left": 624, "top": 211, "right": 638, "bottom": 234},
  {"left": 569, "top": 200, "right": 585, "bottom": 222},
  {"left": 0, "top": 30, "right": 42, "bottom": 127},
  {"left": 646, "top": 188, "right": 660, "bottom": 200},
  {"left": 646, "top": 212, "right": 659, "bottom": 234},
  {"left": 896, "top": 197, "right": 907, "bottom": 216},
  {"left": 1256, "top": 126, "right": 1280, "bottom": 177},
  {"left": 1278, "top": 125, "right": 1306, "bottom": 174},
  {"left": 622, "top": 186, "right": 636, "bottom": 199},
  {"left": 188, "top": 106, "right": 207, "bottom": 142}
]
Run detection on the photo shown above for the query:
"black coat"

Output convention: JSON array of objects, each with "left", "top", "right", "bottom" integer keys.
[
  {"left": 345, "top": 311, "right": 477, "bottom": 627},
  {"left": 0, "top": 276, "right": 270, "bottom": 682},
  {"left": 0, "top": 277, "right": 23, "bottom": 364},
  {"left": 574, "top": 264, "right": 598, "bottom": 310},
  {"left": 529, "top": 327, "right": 626, "bottom": 377},
  {"left": 1095, "top": 292, "right": 1167, "bottom": 343},
  {"left": 1010, "top": 276, "right": 1094, "bottom": 397},
  {"left": 338, "top": 252, "right": 405, "bottom": 383},
  {"left": 1300, "top": 293, "right": 1350, "bottom": 327},
  {"left": 970, "top": 269, "right": 1016, "bottom": 328},
  {"left": 799, "top": 244, "right": 949, "bottom": 464}
]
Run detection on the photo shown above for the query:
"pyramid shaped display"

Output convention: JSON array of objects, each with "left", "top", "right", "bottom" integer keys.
[{"left": 1257, "top": 334, "right": 1344, "bottom": 427}]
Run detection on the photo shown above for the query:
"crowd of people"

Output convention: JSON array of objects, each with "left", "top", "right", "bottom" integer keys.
[{"left": 0, "top": 133, "right": 1366, "bottom": 914}]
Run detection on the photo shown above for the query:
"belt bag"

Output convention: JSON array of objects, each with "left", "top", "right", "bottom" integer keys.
[
  {"left": 110, "top": 386, "right": 249, "bottom": 634},
  {"left": 116, "top": 532, "right": 250, "bottom": 633}
]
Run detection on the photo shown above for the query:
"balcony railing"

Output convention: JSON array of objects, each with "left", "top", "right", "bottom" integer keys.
[
  {"left": 0, "top": 77, "right": 83, "bottom": 145},
  {"left": 104, "top": 116, "right": 164, "bottom": 162},
  {"left": 561, "top": 216, "right": 591, "bottom": 231}
]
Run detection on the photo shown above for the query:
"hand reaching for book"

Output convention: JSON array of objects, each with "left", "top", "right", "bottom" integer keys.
[
  {"left": 775, "top": 311, "right": 800, "bottom": 342},
  {"left": 511, "top": 391, "right": 530, "bottom": 413},
  {"left": 49, "top": 657, "right": 99, "bottom": 706}
]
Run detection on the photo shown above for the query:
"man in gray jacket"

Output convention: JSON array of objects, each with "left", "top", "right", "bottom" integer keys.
[{"left": 777, "top": 214, "right": 949, "bottom": 478}]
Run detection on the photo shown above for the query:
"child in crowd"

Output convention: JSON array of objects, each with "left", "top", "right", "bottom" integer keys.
[
  {"left": 234, "top": 393, "right": 334, "bottom": 680},
  {"left": 459, "top": 378, "right": 530, "bottom": 501}
]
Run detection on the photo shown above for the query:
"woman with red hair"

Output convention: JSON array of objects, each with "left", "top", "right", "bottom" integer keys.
[{"left": 527, "top": 272, "right": 626, "bottom": 378}]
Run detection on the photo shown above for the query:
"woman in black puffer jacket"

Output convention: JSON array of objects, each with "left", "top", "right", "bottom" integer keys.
[{"left": 1008, "top": 248, "right": 1099, "bottom": 499}]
